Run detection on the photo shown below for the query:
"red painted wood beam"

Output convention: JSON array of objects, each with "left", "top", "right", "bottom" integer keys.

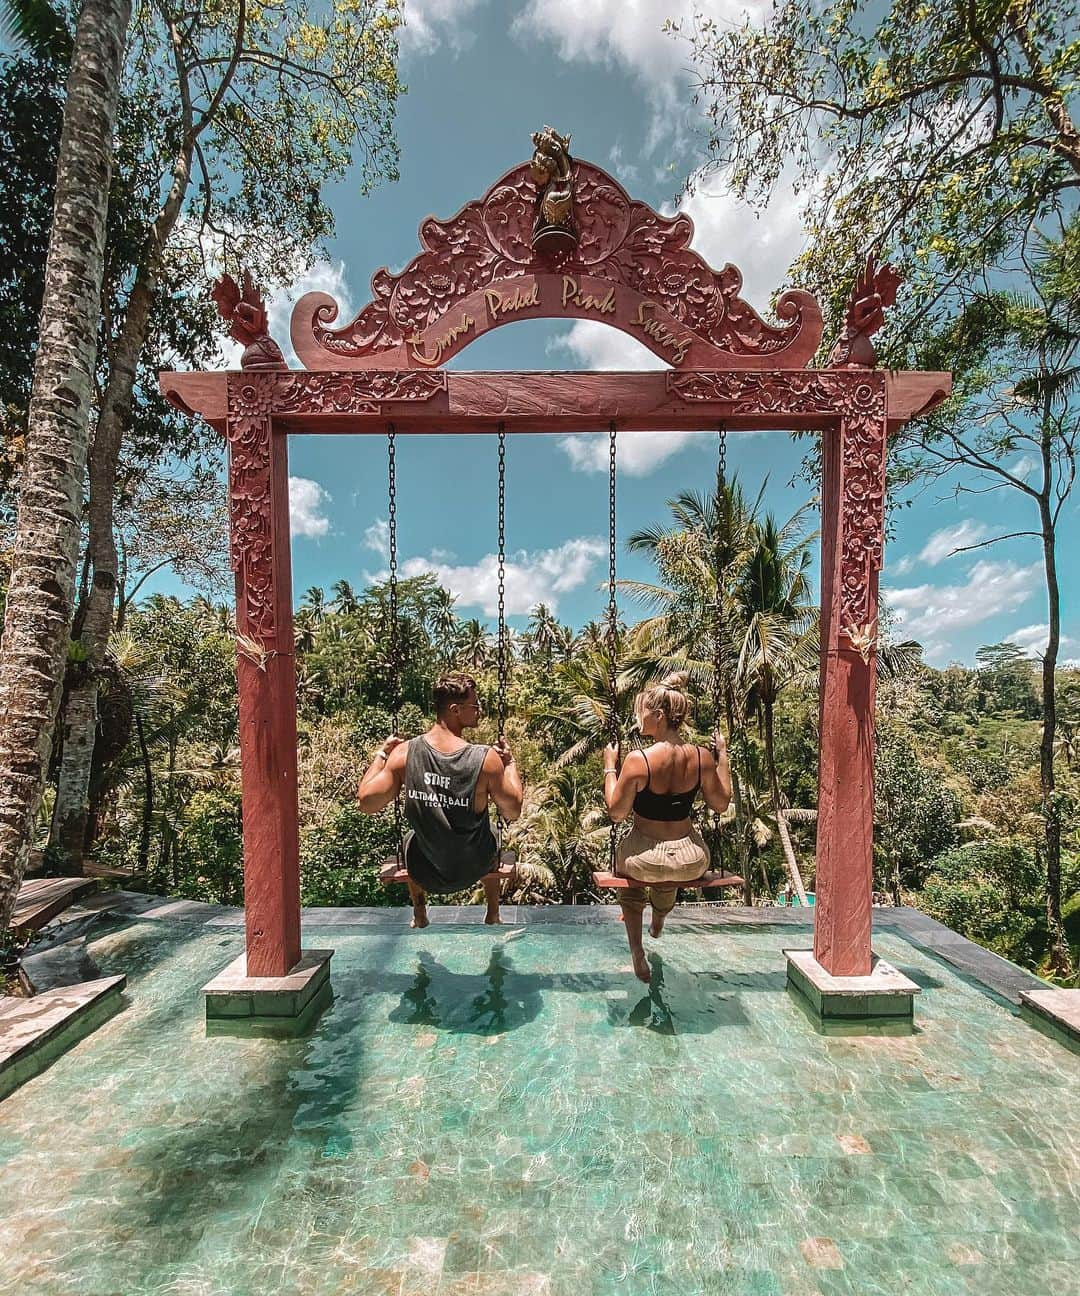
[{"left": 160, "top": 369, "right": 950, "bottom": 434}]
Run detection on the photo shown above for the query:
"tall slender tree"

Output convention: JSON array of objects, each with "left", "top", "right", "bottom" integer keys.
[
  {"left": 51, "top": 0, "right": 402, "bottom": 863},
  {"left": 0, "top": 0, "right": 131, "bottom": 930}
]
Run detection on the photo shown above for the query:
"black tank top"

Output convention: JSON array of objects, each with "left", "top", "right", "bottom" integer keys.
[
  {"left": 632, "top": 747, "right": 702, "bottom": 821},
  {"left": 403, "top": 738, "right": 497, "bottom": 890}
]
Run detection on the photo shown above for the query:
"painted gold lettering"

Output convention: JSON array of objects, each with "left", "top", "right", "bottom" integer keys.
[{"left": 406, "top": 312, "right": 475, "bottom": 367}]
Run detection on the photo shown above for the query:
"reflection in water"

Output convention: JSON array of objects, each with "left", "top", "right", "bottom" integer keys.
[
  {"left": 399, "top": 953, "right": 440, "bottom": 1026},
  {"left": 627, "top": 955, "right": 676, "bottom": 1035},
  {"left": 391, "top": 947, "right": 543, "bottom": 1035}
]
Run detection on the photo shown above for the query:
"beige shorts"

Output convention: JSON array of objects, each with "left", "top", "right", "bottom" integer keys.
[{"left": 616, "top": 823, "right": 710, "bottom": 915}]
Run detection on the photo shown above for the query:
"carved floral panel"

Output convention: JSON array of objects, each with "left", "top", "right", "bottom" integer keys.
[{"left": 292, "top": 161, "right": 822, "bottom": 370}]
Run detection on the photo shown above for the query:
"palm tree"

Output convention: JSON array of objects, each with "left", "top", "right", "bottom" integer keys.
[
  {"left": 734, "top": 510, "right": 817, "bottom": 901},
  {"left": 428, "top": 587, "right": 459, "bottom": 665},
  {"left": 527, "top": 603, "right": 562, "bottom": 664},
  {"left": 510, "top": 768, "right": 608, "bottom": 902},
  {"left": 543, "top": 635, "right": 640, "bottom": 767},
  {"left": 302, "top": 586, "right": 328, "bottom": 624},
  {"left": 458, "top": 619, "right": 492, "bottom": 671},
  {"left": 331, "top": 579, "right": 359, "bottom": 615},
  {"left": 0, "top": 0, "right": 134, "bottom": 925},
  {"left": 0, "top": 0, "right": 71, "bottom": 58}
]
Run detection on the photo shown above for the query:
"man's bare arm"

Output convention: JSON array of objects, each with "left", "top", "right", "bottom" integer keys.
[
  {"left": 356, "top": 737, "right": 407, "bottom": 814},
  {"left": 485, "top": 740, "right": 523, "bottom": 822}
]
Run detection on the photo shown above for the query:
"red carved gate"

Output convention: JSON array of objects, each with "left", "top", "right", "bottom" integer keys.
[{"left": 163, "top": 154, "right": 949, "bottom": 982}]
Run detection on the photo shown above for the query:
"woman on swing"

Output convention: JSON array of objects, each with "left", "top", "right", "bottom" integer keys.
[{"left": 602, "top": 672, "right": 733, "bottom": 983}]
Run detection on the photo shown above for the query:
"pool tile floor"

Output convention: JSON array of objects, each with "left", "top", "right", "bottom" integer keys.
[{"left": 0, "top": 912, "right": 1076, "bottom": 1296}]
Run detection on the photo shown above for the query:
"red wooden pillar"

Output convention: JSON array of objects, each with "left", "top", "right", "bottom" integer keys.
[
  {"left": 814, "top": 385, "right": 888, "bottom": 976},
  {"left": 226, "top": 374, "right": 301, "bottom": 977}
]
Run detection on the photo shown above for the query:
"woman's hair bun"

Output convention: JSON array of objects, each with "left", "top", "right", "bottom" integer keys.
[{"left": 660, "top": 670, "right": 690, "bottom": 691}]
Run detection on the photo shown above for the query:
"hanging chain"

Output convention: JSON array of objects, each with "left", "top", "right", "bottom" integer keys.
[
  {"left": 387, "top": 425, "right": 404, "bottom": 861},
  {"left": 497, "top": 423, "right": 507, "bottom": 743},
  {"left": 607, "top": 421, "right": 618, "bottom": 870},
  {"left": 711, "top": 424, "right": 727, "bottom": 730},
  {"left": 607, "top": 420, "right": 619, "bottom": 740},
  {"left": 387, "top": 425, "right": 400, "bottom": 728},
  {"left": 712, "top": 424, "right": 729, "bottom": 874}
]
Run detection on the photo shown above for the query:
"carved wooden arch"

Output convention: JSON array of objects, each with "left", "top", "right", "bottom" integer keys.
[{"left": 290, "top": 160, "right": 824, "bottom": 372}]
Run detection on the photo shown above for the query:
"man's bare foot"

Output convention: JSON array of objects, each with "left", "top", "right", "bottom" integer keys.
[
  {"left": 631, "top": 949, "right": 651, "bottom": 983},
  {"left": 484, "top": 909, "right": 503, "bottom": 926},
  {"left": 411, "top": 903, "right": 429, "bottom": 929},
  {"left": 649, "top": 914, "right": 665, "bottom": 939}
]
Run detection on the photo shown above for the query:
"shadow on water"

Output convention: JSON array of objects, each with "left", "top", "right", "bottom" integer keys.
[
  {"left": 385, "top": 947, "right": 751, "bottom": 1037},
  {"left": 388, "top": 946, "right": 543, "bottom": 1035},
  {"left": 606, "top": 954, "right": 751, "bottom": 1035},
  {"left": 36, "top": 920, "right": 410, "bottom": 1285}
]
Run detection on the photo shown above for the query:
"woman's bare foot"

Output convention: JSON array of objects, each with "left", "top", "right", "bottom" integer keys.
[
  {"left": 631, "top": 949, "right": 651, "bottom": 983},
  {"left": 649, "top": 913, "right": 665, "bottom": 939},
  {"left": 410, "top": 902, "right": 429, "bottom": 929}
]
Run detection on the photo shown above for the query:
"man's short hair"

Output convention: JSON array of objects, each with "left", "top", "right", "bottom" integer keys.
[{"left": 433, "top": 672, "right": 477, "bottom": 714}]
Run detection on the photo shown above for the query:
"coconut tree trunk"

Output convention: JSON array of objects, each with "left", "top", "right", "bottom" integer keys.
[
  {"left": 1038, "top": 467, "right": 1071, "bottom": 976},
  {"left": 135, "top": 710, "right": 152, "bottom": 874},
  {"left": 724, "top": 687, "right": 753, "bottom": 905},
  {"left": 763, "top": 688, "right": 808, "bottom": 904},
  {"left": 0, "top": 0, "right": 131, "bottom": 933},
  {"left": 52, "top": 133, "right": 195, "bottom": 865}
]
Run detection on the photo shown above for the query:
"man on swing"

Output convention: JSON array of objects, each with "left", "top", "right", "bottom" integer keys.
[{"left": 357, "top": 672, "right": 524, "bottom": 928}]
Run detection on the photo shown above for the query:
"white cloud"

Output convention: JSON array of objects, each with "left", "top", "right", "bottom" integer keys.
[
  {"left": 363, "top": 518, "right": 389, "bottom": 559},
  {"left": 559, "top": 429, "right": 703, "bottom": 477},
  {"left": 667, "top": 164, "right": 810, "bottom": 317},
  {"left": 890, "top": 554, "right": 916, "bottom": 577},
  {"left": 885, "top": 560, "right": 1041, "bottom": 641},
  {"left": 512, "top": 0, "right": 767, "bottom": 155},
  {"left": 1004, "top": 624, "right": 1075, "bottom": 658},
  {"left": 1010, "top": 454, "right": 1038, "bottom": 481},
  {"left": 918, "top": 519, "right": 989, "bottom": 565},
  {"left": 547, "top": 319, "right": 666, "bottom": 373},
  {"left": 365, "top": 533, "right": 606, "bottom": 615},
  {"left": 289, "top": 477, "right": 331, "bottom": 539},
  {"left": 548, "top": 324, "right": 701, "bottom": 475},
  {"left": 399, "top": 0, "right": 485, "bottom": 54}
]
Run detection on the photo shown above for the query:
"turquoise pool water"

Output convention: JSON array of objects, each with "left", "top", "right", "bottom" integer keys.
[{"left": 0, "top": 915, "right": 1077, "bottom": 1295}]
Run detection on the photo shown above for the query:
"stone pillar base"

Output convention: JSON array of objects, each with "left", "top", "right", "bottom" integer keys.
[
  {"left": 203, "top": 949, "right": 333, "bottom": 1037},
  {"left": 1020, "top": 988, "right": 1080, "bottom": 1055},
  {"left": 785, "top": 949, "right": 919, "bottom": 1022}
]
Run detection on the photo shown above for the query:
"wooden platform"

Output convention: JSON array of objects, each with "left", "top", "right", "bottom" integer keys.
[
  {"left": 82, "top": 860, "right": 146, "bottom": 882},
  {"left": 10, "top": 877, "right": 97, "bottom": 939},
  {"left": 592, "top": 870, "right": 743, "bottom": 892}
]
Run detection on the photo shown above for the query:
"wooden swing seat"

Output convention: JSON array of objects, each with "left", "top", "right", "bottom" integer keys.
[
  {"left": 380, "top": 850, "right": 518, "bottom": 886},
  {"left": 592, "top": 869, "right": 743, "bottom": 891}
]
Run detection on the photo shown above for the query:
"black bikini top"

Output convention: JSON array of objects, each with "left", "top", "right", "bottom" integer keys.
[{"left": 632, "top": 747, "right": 702, "bottom": 821}]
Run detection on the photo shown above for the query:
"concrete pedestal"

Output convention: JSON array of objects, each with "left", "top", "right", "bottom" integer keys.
[
  {"left": 1020, "top": 988, "right": 1080, "bottom": 1055},
  {"left": 785, "top": 948, "right": 919, "bottom": 1021},
  {"left": 203, "top": 949, "right": 332, "bottom": 1037}
]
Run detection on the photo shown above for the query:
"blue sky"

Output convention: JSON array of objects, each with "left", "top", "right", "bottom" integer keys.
[{"left": 209, "top": 0, "right": 1077, "bottom": 667}]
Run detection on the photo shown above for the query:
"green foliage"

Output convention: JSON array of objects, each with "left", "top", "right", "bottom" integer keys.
[
  {"left": 921, "top": 841, "right": 1053, "bottom": 967},
  {"left": 175, "top": 789, "right": 243, "bottom": 906},
  {"left": 875, "top": 729, "right": 962, "bottom": 892},
  {"left": 680, "top": 0, "right": 1079, "bottom": 342},
  {"left": 974, "top": 644, "right": 1043, "bottom": 718},
  {"left": 300, "top": 803, "right": 398, "bottom": 908}
]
